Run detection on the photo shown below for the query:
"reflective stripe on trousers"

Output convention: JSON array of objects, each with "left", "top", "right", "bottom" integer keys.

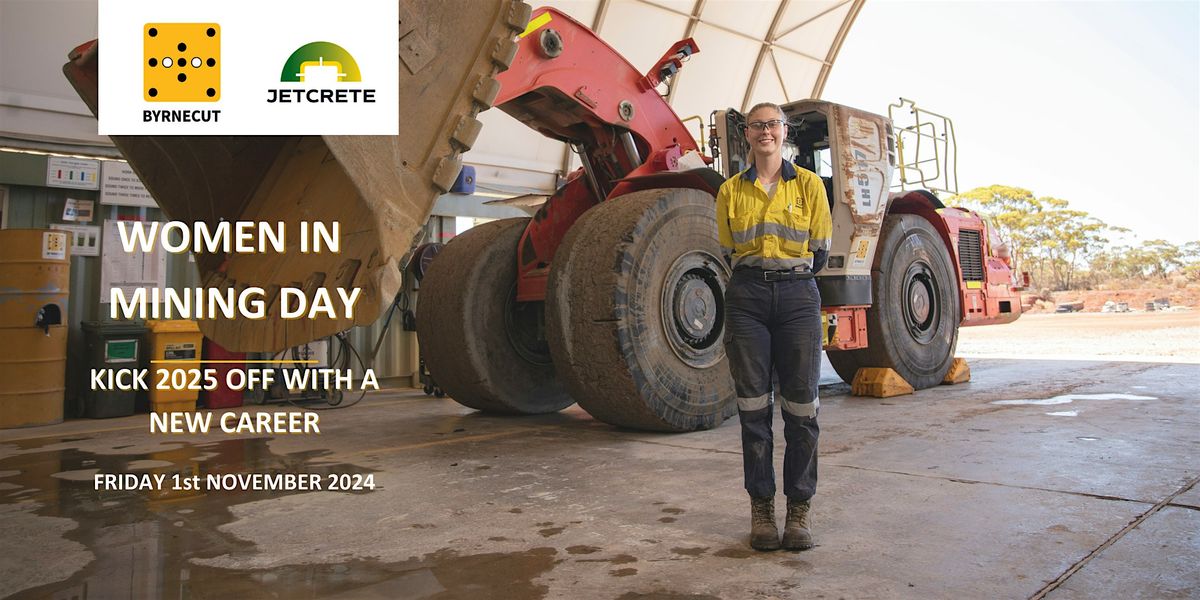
[
  {"left": 735, "top": 392, "right": 819, "bottom": 418},
  {"left": 724, "top": 268, "right": 821, "bottom": 500}
]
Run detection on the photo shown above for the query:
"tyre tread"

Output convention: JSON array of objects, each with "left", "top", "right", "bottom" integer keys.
[
  {"left": 827, "top": 213, "right": 959, "bottom": 389},
  {"left": 417, "top": 218, "right": 571, "bottom": 414},
  {"left": 547, "top": 190, "right": 735, "bottom": 431}
]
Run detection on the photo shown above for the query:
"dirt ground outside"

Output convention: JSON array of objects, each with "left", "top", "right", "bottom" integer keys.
[
  {"left": 1023, "top": 287, "right": 1200, "bottom": 313},
  {"left": 957, "top": 310, "right": 1200, "bottom": 362}
]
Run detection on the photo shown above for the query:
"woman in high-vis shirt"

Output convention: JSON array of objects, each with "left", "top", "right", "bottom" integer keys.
[{"left": 716, "top": 101, "right": 832, "bottom": 552}]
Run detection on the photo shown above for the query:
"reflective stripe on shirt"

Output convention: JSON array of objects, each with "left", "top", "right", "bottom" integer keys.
[{"left": 716, "top": 159, "right": 833, "bottom": 269}]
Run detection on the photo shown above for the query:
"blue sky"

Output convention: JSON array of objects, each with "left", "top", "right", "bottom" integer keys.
[{"left": 824, "top": 0, "right": 1199, "bottom": 246}]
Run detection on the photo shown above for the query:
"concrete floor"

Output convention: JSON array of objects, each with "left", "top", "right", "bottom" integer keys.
[{"left": 1, "top": 357, "right": 1197, "bottom": 599}]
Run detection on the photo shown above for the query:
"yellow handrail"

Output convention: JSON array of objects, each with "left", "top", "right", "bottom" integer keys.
[
  {"left": 680, "top": 115, "right": 707, "bottom": 155},
  {"left": 887, "top": 98, "right": 958, "bottom": 195}
]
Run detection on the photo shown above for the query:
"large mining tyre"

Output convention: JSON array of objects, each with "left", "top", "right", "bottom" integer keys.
[
  {"left": 417, "top": 218, "right": 572, "bottom": 414},
  {"left": 546, "top": 189, "right": 736, "bottom": 432},
  {"left": 827, "top": 213, "right": 961, "bottom": 389}
]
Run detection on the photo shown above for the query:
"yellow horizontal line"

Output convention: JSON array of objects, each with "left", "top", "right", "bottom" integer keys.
[{"left": 150, "top": 360, "right": 320, "bottom": 364}]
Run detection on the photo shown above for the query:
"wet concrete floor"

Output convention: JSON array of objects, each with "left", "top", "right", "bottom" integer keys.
[{"left": 0, "top": 357, "right": 1197, "bottom": 599}]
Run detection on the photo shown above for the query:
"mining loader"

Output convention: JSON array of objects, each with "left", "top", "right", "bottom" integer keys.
[
  {"left": 708, "top": 99, "right": 1024, "bottom": 393},
  {"left": 63, "top": 1, "right": 1022, "bottom": 433},
  {"left": 415, "top": 7, "right": 1022, "bottom": 432}
]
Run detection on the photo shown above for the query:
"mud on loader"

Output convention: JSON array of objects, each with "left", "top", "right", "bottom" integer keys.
[{"left": 62, "top": 1, "right": 1022, "bottom": 433}]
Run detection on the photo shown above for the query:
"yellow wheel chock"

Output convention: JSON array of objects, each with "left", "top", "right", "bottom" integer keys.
[
  {"left": 941, "top": 358, "right": 971, "bottom": 385},
  {"left": 850, "top": 368, "right": 914, "bottom": 398}
]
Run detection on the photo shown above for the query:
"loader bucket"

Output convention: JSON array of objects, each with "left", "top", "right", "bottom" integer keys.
[{"left": 62, "top": 0, "right": 531, "bottom": 352}]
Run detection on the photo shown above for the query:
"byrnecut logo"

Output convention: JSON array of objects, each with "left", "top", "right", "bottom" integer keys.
[
  {"left": 142, "top": 22, "right": 223, "bottom": 123},
  {"left": 268, "top": 41, "right": 375, "bottom": 104},
  {"left": 143, "top": 23, "right": 220, "bottom": 102}
]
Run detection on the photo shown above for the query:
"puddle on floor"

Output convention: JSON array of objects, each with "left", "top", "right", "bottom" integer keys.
[
  {"left": 186, "top": 547, "right": 560, "bottom": 599},
  {"left": 0, "top": 436, "right": 559, "bottom": 599},
  {"left": 990, "top": 393, "right": 1157, "bottom": 406},
  {"left": 615, "top": 592, "right": 721, "bottom": 600}
]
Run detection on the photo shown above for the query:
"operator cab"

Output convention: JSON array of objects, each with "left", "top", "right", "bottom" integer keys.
[{"left": 709, "top": 102, "right": 851, "bottom": 214}]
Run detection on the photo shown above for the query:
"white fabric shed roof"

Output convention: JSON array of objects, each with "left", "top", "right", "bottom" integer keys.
[
  {"left": 0, "top": 0, "right": 863, "bottom": 197},
  {"left": 467, "top": 0, "right": 865, "bottom": 195}
]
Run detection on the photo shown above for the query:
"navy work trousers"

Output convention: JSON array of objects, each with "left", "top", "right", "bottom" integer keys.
[{"left": 724, "top": 267, "right": 821, "bottom": 501}]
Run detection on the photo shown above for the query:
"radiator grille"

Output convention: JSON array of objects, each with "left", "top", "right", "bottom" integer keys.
[{"left": 957, "top": 229, "right": 985, "bottom": 282}]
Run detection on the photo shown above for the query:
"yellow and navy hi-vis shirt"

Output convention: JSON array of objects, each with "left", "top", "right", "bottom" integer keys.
[{"left": 716, "top": 159, "right": 833, "bottom": 271}]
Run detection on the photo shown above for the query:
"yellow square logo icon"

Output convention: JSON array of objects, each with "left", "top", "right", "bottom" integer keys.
[
  {"left": 43, "top": 232, "right": 67, "bottom": 258},
  {"left": 143, "top": 23, "right": 220, "bottom": 102}
]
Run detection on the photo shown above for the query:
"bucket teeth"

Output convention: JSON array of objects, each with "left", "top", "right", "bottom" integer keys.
[
  {"left": 492, "top": 36, "right": 520, "bottom": 69},
  {"left": 452, "top": 115, "right": 484, "bottom": 151},
  {"left": 433, "top": 155, "right": 464, "bottom": 193},
  {"left": 333, "top": 259, "right": 361, "bottom": 287},
  {"left": 473, "top": 76, "right": 502, "bottom": 110},
  {"left": 507, "top": 1, "right": 532, "bottom": 31}
]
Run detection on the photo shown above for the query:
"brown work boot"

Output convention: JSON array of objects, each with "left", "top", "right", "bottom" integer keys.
[
  {"left": 782, "top": 498, "right": 814, "bottom": 550},
  {"left": 749, "top": 496, "right": 780, "bottom": 551}
]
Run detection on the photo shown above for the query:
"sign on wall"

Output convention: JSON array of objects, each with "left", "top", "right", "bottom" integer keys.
[
  {"left": 100, "top": 161, "right": 157, "bottom": 207},
  {"left": 100, "top": 219, "right": 167, "bottom": 302},
  {"left": 50, "top": 223, "right": 102, "bottom": 257},
  {"left": 46, "top": 157, "right": 101, "bottom": 190},
  {"left": 62, "top": 198, "right": 95, "bottom": 222}
]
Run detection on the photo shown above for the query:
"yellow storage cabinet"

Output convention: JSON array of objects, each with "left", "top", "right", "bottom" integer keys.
[{"left": 145, "top": 319, "right": 203, "bottom": 413}]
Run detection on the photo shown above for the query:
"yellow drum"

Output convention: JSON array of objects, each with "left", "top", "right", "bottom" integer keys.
[
  {"left": 145, "top": 319, "right": 203, "bottom": 413},
  {"left": 0, "top": 229, "right": 70, "bottom": 428}
]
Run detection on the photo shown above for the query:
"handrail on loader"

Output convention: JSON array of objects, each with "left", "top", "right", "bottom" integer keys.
[{"left": 888, "top": 97, "right": 958, "bottom": 196}]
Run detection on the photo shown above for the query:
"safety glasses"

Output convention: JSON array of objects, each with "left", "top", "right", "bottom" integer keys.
[{"left": 746, "top": 120, "right": 784, "bottom": 132}]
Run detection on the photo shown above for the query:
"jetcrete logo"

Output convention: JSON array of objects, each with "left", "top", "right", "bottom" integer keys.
[
  {"left": 98, "top": 0, "right": 398, "bottom": 135},
  {"left": 282, "top": 42, "right": 360, "bottom": 83},
  {"left": 268, "top": 41, "right": 376, "bottom": 104}
]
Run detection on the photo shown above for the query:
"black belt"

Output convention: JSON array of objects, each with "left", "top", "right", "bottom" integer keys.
[{"left": 737, "top": 267, "right": 814, "bottom": 282}]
